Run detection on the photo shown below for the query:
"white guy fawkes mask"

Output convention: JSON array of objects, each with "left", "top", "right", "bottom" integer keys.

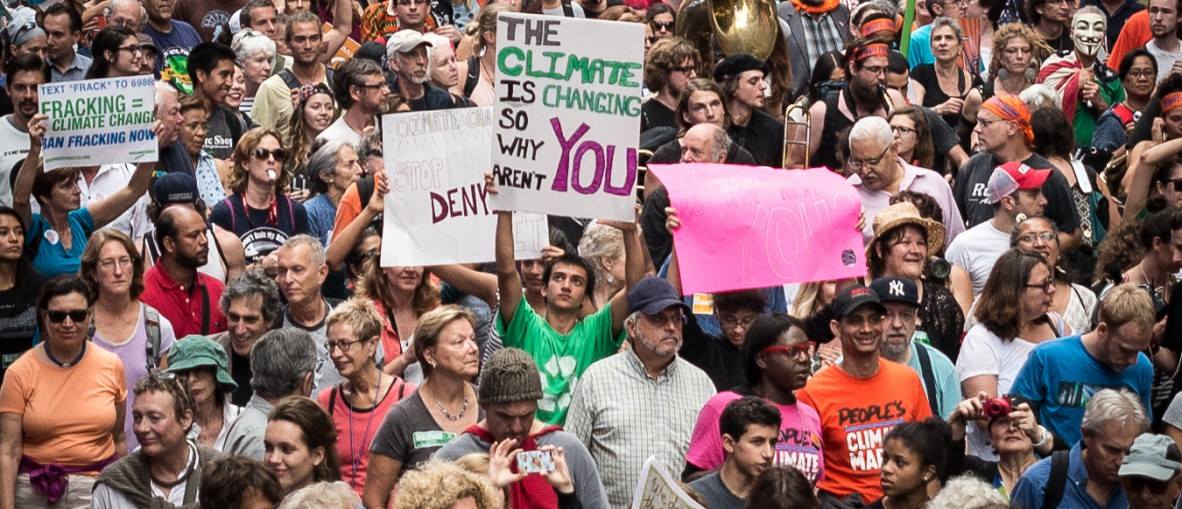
[{"left": 1072, "top": 12, "right": 1106, "bottom": 58}]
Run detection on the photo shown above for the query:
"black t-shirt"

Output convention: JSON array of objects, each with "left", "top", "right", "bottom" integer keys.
[
  {"left": 203, "top": 105, "right": 246, "bottom": 160},
  {"left": 922, "top": 106, "right": 960, "bottom": 175},
  {"left": 210, "top": 194, "right": 311, "bottom": 265},
  {"left": 231, "top": 349, "right": 252, "bottom": 406},
  {"left": 0, "top": 272, "right": 45, "bottom": 383},
  {"left": 728, "top": 109, "right": 785, "bottom": 167},
  {"left": 679, "top": 315, "right": 745, "bottom": 391},
  {"left": 640, "top": 99, "right": 677, "bottom": 134},
  {"left": 952, "top": 152, "right": 1081, "bottom": 233}
]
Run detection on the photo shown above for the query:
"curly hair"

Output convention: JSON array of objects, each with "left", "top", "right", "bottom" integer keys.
[
  {"left": 988, "top": 23, "right": 1052, "bottom": 81},
  {"left": 392, "top": 460, "right": 500, "bottom": 509},
  {"left": 229, "top": 127, "right": 290, "bottom": 195},
  {"left": 644, "top": 37, "right": 700, "bottom": 93}
]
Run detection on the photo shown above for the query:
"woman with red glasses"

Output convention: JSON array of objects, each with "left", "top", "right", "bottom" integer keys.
[
  {"left": 683, "top": 314, "right": 826, "bottom": 487},
  {"left": 210, "top": 127, "right": 310, "bottom": 269}
]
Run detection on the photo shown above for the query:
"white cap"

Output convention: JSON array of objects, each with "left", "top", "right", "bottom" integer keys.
[{"left": 386, "top": 29, "right": 433, "bottom": 59}]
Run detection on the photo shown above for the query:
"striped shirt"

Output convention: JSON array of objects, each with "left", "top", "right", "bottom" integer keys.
[{"left": 566, "top": 350, "right": 715, "bottom": 508}]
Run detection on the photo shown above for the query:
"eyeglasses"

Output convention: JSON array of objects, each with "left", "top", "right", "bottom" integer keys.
[
  {"left": 253, "top": 148, "right": 288, "bottom": 161},
  {"left": 846, "top": 144, "right": 891, "bottom": 171},
  {"left": 1026, "top": 279, "right": 1056, "bottom": 293},
  {"left": 99, "top": 257, "right": 134, "bottom": 271},
  {"left": 719, "top": 314, "right": 757, "bottom": 330},
  {"left": 891, "top": 125, "right": 917, "bottom": 136},
  {"left": 115, "top": 45, "right": 144, "bottom": 55},
  {"left": 356, "top": 82, "right": 388, "bottom": 91},
  {"left": 1018, "top": 231, "right": 1056, "bottom": 244},
  {"left": 978, "top": 117, "right": 1007, "bottom": 129},
  {"left": 46, "top": 309, "right": 88, "bottom": 324},
  {"left": 1170, "top": 179, "right": 1182, "bottom": 192},
  {"left": 396, "top": 0, "right": 428, "bottom": 4},
  {"left": 1128, "top": 70, "right": 1156, "bottom": 79},
  {"left": 761, "top": 342, "right": 815, "bottom": 359},
  {"left": 1124, "top": 476, "right": 1173, "bottom": 494},
  {"left": 326, "top": 338, "right": 365, "bottom": 352},
  {"left": 669, "top": 65, "right": 697, "bottom": 75},
  {"left": 651, "top": 21, "right": 674, "bottom": 31}
]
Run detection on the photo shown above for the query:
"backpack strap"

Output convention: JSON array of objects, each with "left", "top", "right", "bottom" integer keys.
[
  {"left": 463, "top": 56, "right": 481, "bottom": 99},
  {"left": 913, "top": 343, "right": 940, "bottom": 417},
  {"left": 327, "top": 385, "right": 339, "bottom": 419},
  {"left": 278, "top": 68, "right": 301, "bottom": 91},
  {"left": 561, "top": 0, "right": 574, "bottom": 16},
  {"left": 144, "top": 306, "right": 162, "bottom": 371},
  {"left": 1041, "top": 449, "right": 1071, "bottom": 509}
]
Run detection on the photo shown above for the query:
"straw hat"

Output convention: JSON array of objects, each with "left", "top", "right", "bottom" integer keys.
[{"left": 867, "top": 202, "right": 946, "bottom": 257}]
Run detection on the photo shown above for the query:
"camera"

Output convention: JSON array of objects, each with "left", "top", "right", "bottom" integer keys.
[
  {"left": 926, "top": 256, "right": 951, "bottom": 283},
  {"left": 983, "top": 395, "right": 1027, "bottom": 420},
  {"left": 1137, "top": 283, "right": 1169, "bottom": 320}
]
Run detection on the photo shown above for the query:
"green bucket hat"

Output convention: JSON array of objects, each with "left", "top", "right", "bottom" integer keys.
[{"left": 166, "top": 335, "right": 238, "bottom": 392}]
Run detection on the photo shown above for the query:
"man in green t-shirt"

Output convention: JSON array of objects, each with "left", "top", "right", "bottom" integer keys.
[{"left": 494, "top": 209, "right": 643, "bottom": 425}]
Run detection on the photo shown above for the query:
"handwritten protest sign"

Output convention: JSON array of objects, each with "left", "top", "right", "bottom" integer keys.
[
  {"left": 488, "top": 13, "right": 644, "bottom": 221},
  {"left": 39, "top": 75, "right": 157, "bottom": 171},
  {"left": 630, "top": 457, "right": 705, "bottom": 509},
  {"left": 381, "top": 107, "right": 548, "bottom": 267},
  {"left": 650, "top": 164, "right": 866, "bottom": 294}
]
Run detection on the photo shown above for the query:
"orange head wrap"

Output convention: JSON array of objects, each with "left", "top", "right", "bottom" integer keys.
[
  {"left": 1163, "top": 92, "right": 1182, "bottom": 115},
  {"left": 981, "top": 94, "right": 1034, "bottom": 145},
  {"left": 860, "top": 18, "right": 897, "bottom": 37},
  {"left": 854, "top": 43, "right": 890, "bottom": 62}
]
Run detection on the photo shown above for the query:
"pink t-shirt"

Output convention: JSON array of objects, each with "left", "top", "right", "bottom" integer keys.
[
  {"left": 685, "top": 391, "right": 825, "bottom": 484},
  {"left": 317, "top": 377, "right": 416, "bottom": 497}
]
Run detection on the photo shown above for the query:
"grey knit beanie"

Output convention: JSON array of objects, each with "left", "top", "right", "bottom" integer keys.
[{"left": 478, "top": 348, "right": 543, "bottom": 405}]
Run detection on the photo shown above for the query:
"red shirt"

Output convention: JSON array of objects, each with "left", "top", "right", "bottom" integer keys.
[{"left": 140, "top": 266, "right": 228, "bottom": 337}]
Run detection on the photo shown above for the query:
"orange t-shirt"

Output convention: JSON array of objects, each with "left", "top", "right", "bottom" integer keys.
[
  {"left": 0, "top": 344, "right": 127, "bottom": 472},
  {"left": 796, "top": 359, "right": 931, "bottom": 502},
  {"left": 1108, "top": 10, "right": 1151, "bottom": 70}
]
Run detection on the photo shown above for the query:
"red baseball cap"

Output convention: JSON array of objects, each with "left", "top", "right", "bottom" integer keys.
[{"left": 984, "top": 161, "right": 1051, "bottom": 204}]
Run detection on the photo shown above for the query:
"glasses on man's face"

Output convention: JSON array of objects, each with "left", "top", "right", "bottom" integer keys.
[
  {"left": 1025, "top": 279, "right": 1056, "bottom": 294},
  {"left": 356, "top": 82, "right": 388, "bottom": 93},
  {"left": 978, "top": 117, "right": 1007, "bottom": 129},
  {"left": 1124, "top": 476, "right": 1173, "bottom": 495},
  {"left": 719, "top": 314, "right": 757, "bottom": 331},
  {"left": 46, "top": 309, "right": 88, "bottom": 324},
  {"left": 846, "top": 144, "right": 891, "bottom": 172},
  {"left": 761, "top": 342, "right": 815, "bottom": 360},
  {"left": 651, "top": 20, "right": 674, "bottom": 32},
  {"left": 669, "top": 65, "right": 696, "bottom": 76}
]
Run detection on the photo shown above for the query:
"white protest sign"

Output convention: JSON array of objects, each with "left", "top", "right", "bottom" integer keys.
[
  {"left": 489, "top": 13, "right": 644, "bottom": 221},
  {"left": 38, "top": 75, "right": 157, "bottom": 171},
  {"left": 380, "top": 107, "right": 548, "bottom": 267},
  {"left": 630, "top": 456, "right": 705, "bottom": 509}
]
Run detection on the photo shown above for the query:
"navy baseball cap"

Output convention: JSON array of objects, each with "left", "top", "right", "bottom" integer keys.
[
  {"left": 150, "top": 172, "right": 199, "bottom": 206},
  {"left": 628, "top": 276, "right": 691, "bottom": 316},
  {"left": 870, "top": 276, "right": 920, "bottom": 307}
]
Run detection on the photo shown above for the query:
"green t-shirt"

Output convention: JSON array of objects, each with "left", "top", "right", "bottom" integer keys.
[{"left": 496, "top": 295, "right": 625, "bottom": 425}]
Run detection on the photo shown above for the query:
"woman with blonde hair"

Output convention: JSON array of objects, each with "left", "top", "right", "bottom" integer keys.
[
  {"left": 392, "top": 460, "right": 500, "bottom": 509},
  {"left": 80, "top": 228, "right": 179, "bottom": 451},
  {"left": 210, "top": 127, "right": 311, "bottom": 267},
  {"left": 456, "top": 3, "right": 510, "bottom": 107},
  {"left": 364, "top": 305, "right": 482, "bottom": 509},
  {"left": 577, "top": 223, "right": 625, "bottom": 311},
  {"left": 983, "top": 23, "right": 1052, "bottom": 100}
]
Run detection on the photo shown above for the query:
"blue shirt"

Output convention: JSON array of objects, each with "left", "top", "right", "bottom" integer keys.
[
  {"left": 1011, "top": 442, "right": 1128, "bottom": 509},
  {"left": 908, "top": 25, "right": 934, "bottom": 68},
  {"left": 27, "top": 208, "right": 94, "bottom": 277},
  {"left": 904, "top": 340, "right": 961, "bottom": 419},
  {"left": 1010, "top": 335, "right": 1153, "bottom": 447},
  {"left": 304, "top": 193, "right": 336, "bottom": 246},
  {"left": 50, "top": 53, "right": 91, "bottom": 82}
]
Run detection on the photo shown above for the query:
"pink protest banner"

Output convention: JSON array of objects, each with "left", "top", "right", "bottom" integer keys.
[{"left": 650, "top": 164, "right": 867, "bottom": 295}]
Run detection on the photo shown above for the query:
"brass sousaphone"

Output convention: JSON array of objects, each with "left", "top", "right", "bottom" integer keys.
[{"left": 675, "top": 0, "right": 780, "bottom": 80}]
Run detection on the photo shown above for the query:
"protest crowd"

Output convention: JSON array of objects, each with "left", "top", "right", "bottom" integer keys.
[{"left": 5, "top": 0, "right": 1182, "bottom": 506}]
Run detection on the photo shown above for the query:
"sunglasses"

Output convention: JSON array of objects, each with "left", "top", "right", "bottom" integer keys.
[
  {"left": 1124, "top": 476, "right": 1172, "bottom": 494},
  {"left": 1170, "top": 179, "right": 1182, "bottom": 192},
  {"left": 46, "top": 309, "right": 88, "bottom": 324},
  {"left": 761, "top": 343, "right": 815, "bottom": 359},
  {"left": 651, "top": 21, "right": 674, "bottom": 31},
  {"left": 253, "top": 148, "right": 288, "bottom": 161}
]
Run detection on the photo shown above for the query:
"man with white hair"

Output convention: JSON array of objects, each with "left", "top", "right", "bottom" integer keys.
[
  {"left": 1011, "top": 389, "right": 1149, "bottom": 508},
  {"left": 106, "top": 0, "right": 148, "bottom": 30},
  {"left": 387, "top": 30, "right": 455, "bottom": 111},
  {"left": 681, "top": 123, "right": 731, "bottom": 164},
  {"left": 847, "top": 116, "right": 963, "bottom": 244}
]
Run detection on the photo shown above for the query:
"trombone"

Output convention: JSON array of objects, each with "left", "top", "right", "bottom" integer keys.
[{"left": 782, "top": 96, "right": 811, "bottom": 169}]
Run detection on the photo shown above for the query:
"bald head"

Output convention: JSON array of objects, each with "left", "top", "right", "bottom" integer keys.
[
  {"left": 681, "top": 123, "right": 730, "bottom": 163},
  {"left": 156, "top": 205, "right": 210, "bottom": 268}
]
